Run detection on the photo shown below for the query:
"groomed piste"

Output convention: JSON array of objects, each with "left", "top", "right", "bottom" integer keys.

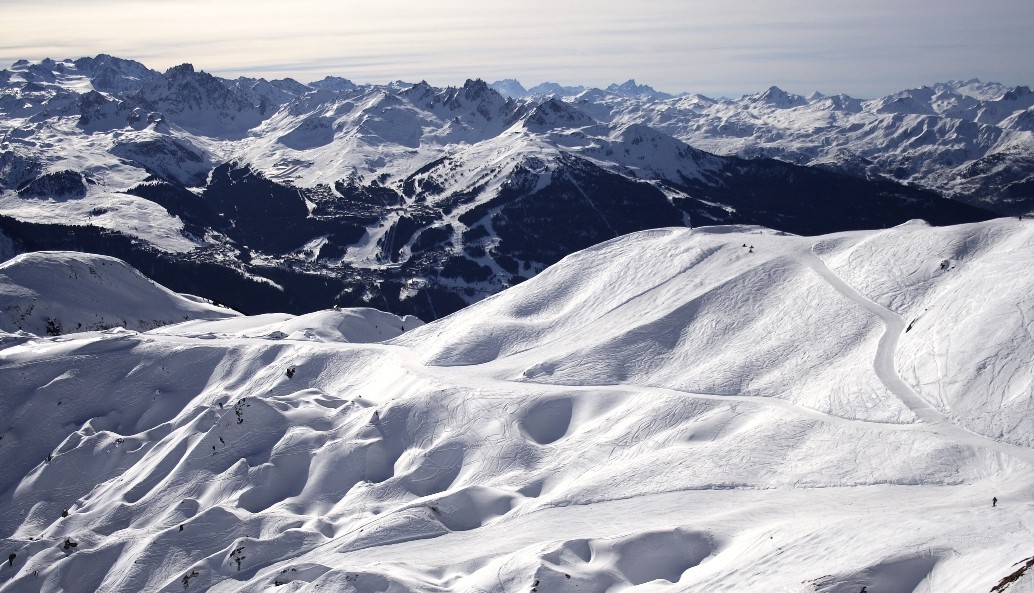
[{"left": 1, "top": 218, "right": 1032, "bottom": 592}]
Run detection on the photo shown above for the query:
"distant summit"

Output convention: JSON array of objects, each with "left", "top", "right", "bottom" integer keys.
[
  {"left": 488, "top": 78, "right": 527, "bottom": 98},
  {"left": 750, "top": 85, "right": 807, "bottom": 108},
  {"left": 489, "top": 79, "right": 675, "bottom": 98},
  {"left": 605, "top": 79, "right": 673, "bottom": 99}
]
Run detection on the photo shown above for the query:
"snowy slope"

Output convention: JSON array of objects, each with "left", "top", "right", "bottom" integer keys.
[
  {"left": 150, "top": 308, "right": 424, "bottom": 343},
  {"left": 1, "top": 218, "right": 1032, "bottom": 592},
  {"left": 0, "top": 251, "right": 237, "bottom": 335}
]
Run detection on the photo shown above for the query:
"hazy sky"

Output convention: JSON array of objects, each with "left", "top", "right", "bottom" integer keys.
[{"left": 3, "top": 0, "right": 1032, "bottom": 98}]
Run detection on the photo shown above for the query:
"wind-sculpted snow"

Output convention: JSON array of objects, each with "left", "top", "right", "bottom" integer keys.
[{"left": 1, "top": 219, "right": 1032, "bottom": 592}]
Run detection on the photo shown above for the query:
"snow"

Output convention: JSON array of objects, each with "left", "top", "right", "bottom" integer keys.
[
  {"left": 151, "top": 308, "right": 424, "bottom": 343},
  {"left": 1, "top": 218, "right": 1033, "bottom": 592},
  {"left": 0, "top": 251, "right": 237, "bottom": 335},
  {"left": 0, "top": 190, "right": 199, "bottom": 254}
]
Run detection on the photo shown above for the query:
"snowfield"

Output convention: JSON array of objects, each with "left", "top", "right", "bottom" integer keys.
[{"left": 0, "top": 218, "right": 1032, "bottom": 592}]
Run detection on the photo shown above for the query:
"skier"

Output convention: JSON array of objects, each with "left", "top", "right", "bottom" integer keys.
[
  {"left": 993, "top": 496, "right": 997, "bottom": 507},
  {"left": 7, "top": 553, "right": 14, "bottom": 567}
]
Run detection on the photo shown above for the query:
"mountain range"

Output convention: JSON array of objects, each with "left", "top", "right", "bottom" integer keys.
[{"left": 1, "top": 55, "right": 1029, "bottom": 319}]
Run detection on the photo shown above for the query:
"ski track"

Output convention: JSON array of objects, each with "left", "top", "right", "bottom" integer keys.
[{"left": 800, "top": 250, "right": 1034, "bottom": 467}]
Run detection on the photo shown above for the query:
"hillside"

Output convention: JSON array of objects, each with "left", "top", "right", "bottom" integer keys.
[
  {"left": 0, "top": 218, "right": 1032, "bottom": 592},
  {"left": 0, "top": 251, "right": 236, "bottom": 335}
]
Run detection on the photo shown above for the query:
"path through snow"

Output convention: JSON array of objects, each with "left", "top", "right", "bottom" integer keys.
[{"left": 801, "top": 250, "right": 1034, "bottom": 467}]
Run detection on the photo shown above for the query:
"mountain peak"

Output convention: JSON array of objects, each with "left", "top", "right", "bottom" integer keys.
[
  {"left": 605, "top": 79, "right": 671, "bottom": 99},
  {"left": 462, "top": 78, "right": 492, "bottom": 98},
  {"left": 490, "top": 79, "right": 528, "bottom": 98},
  {"left": 309, "top": 75, "right": 355, "bottom": 92},
  {"left": 753, "top": 85, "right": 807, "bottom": 107},
  {"left": 165, "top": 63, "right": 196, "bottom": 77},
  {"left": 527, "top": 82, "right": 587, "bottom": 97},
  {"left": 524, "top": 97, "right": 595, "bottom": 130}
]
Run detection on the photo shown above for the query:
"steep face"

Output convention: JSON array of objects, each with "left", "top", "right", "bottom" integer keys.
[
  {"left": 0, "top": 150, "right": 42, "bottom": 190},
  {"left": 605, "top": 79, "right": 673, "bottom": 99},
  {"left": 76, "top": 90, "right": 135, "bottom": 132},
  {"left": 111, "top": 135, "right": 211, "bottom": 186},
  {"left": 133, "top": 63, "right": 265, "bottom": 134},
  {"left": 523, "top": 98, "right": 597, "bottom": 131},
  {"left": 226, "top": 76, "right": 311, "bottom": 111},
  {"left": 430, "top": 79, "right": 526, "bottom": 129},
  {"left": 73, "top": 54, "right": 160, "bottom": 94},
  {"left": 489, "top": 78, "right": 528, "bottom": 98}
]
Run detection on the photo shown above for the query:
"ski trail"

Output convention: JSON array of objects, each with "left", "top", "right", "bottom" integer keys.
[
  {"left": 568, "top": 173, "right": 619, "bottom": 238},
  {"left": 800, "top": 250, "right": 1034, "bottom": 465},
  {"left": 799, "top": 251, "right": 941, "bottom": 424}
]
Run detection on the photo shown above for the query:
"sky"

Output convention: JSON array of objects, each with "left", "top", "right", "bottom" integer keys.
[{"left": 2, "top": 0, "right": 1032, "bottom": 98}]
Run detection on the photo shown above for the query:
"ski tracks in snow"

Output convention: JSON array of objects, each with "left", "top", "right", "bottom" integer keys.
[
  {"left": 799, "top": 251, "right": 942, "bottom": 424},
  {"left": 800, "top": 249, "right": 1034, "bottom": 466}
]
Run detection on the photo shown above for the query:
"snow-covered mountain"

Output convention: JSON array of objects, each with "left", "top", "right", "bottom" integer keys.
[
  {"left": 0, "top": 251, "right": 236, "bottom": 335},
  {"left": 575, "top": 80, "right": 1034, "bottom": 214},
  {"left": 1, "top": 218, "right": 1032, "bottom": 592},
  {"left": 0, "top": 57, "right": 1017, "bottom": 321}
]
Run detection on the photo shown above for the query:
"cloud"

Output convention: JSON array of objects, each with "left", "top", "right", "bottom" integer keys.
[{"left": 2, "top": 0, "right": 1031, "bottom": 97}]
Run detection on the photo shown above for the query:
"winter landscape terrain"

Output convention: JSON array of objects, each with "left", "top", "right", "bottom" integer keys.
[
  {"left": 1, "top": 217, "right": 1033, "bottom": 592},
  {"left": 3, "top": 56, "right": 1029, "bottom": 319},
  {"left": 1, "top": 54, "right": 1033, "bottom": 592}
]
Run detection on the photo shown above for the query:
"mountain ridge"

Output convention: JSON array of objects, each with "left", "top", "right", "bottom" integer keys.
[{"left": 0, "top": 56, "right": 1019, "bottom": 320}]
